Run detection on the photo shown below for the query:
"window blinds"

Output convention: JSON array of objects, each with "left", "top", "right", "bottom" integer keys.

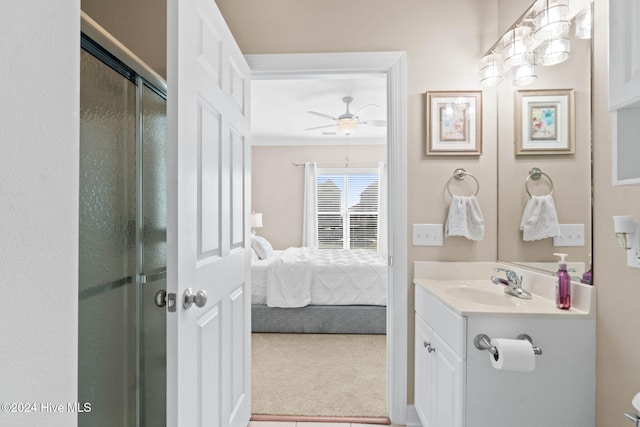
[{"left": 316, "top": 172, "right": 379, "bottom": 250}]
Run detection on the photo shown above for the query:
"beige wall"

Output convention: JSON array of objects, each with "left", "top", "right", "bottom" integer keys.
[
  {"left": 219, "top": 0, "right": 500, "bottom": 404},
  {"left": 82, "top": 0, "right": 167, "bottom": 78},
  {"left": 252, "top": 144, "right": 386, "bottom": 250},
  {"left": 592, "top": 1, "right": 640, "bottom": 425},
  {"left": 81, "top": 0, "right": 640, "bottom": 421}
]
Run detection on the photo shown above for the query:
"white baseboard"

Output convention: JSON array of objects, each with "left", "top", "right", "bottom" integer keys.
[{"left": 404, "top": 405, "right": 422, "bottom": 427}]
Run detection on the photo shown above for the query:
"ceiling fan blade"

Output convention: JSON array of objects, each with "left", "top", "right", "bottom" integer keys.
[
  {"left": 306, "top": 111, "right": 338, "bottom": 121},
  {"left": 352, "top": 103, "right": 379, "bottom": 117},
  {"left": 305, "top": 124, "right": 339, "bottom": 131},
  {"left": 362, "top": 120, "right": 387, "bottom": 127}
]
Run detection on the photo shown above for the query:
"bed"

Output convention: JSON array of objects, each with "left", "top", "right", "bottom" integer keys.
[{"left": 250, "top": 243, "right": 387, "bottom": 334}]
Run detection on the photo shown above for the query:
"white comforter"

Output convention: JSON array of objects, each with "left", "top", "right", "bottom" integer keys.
[{"left": 253, "top": 247, "right": 387, "bottom": 308}]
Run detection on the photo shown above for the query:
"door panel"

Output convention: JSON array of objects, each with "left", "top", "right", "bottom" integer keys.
[{"left": 167, "top": 0, "right": 251, "bottom": 426}]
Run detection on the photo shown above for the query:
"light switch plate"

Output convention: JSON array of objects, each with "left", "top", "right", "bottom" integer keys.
[
  {"left": 413, "top": 224, "right": 443, "bottom": 246},
  {"left": 553, "top": 224, "right": 585, "bottom": 247}
]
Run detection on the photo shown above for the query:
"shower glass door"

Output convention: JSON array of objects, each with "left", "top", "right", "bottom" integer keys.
[{"left": 78, "top": 33, "right": 166, "bottom": 427}]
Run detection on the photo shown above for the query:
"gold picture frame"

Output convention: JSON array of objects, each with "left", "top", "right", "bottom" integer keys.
[
  {"left": 515, "top": 89, "right": 575, "bottom": 155},
  {"left": 426, "top": 90, "right": 482, "bottom": 155}
]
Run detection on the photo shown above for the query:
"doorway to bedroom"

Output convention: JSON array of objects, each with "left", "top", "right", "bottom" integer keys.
[{"left": 249, "top": 71, "right": 389, "bottom": 420}]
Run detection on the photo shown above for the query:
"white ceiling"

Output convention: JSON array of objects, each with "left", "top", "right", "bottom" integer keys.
[{"left": 250, "top": 76, "right": 388, "bottom": 145}]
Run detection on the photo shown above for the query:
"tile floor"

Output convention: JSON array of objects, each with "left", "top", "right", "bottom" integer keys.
[{"left": 249, "top": 422, "right": 403, "bottom": 427}]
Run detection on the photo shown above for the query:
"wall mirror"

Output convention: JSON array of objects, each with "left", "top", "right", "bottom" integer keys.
[{"left": 493, "top": 0, "right": 593, "bottom": 280}]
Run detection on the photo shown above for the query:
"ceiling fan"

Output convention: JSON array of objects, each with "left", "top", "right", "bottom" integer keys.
[{"left": 305, "top": 96, "right": 387, "bottom": 135}]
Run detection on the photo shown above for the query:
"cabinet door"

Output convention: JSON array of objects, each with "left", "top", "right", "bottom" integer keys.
[
  {"left": 415, "top": 314, "right": 464, "bottom": 427},
  {"left": 431, "top": 330, "right": 464, "bottom": 427},
  {"left": 415, "top": 315, "right": 436, "bottom": 427},
  {"left": 609, "top": 0, "right": 640, "bottom": 110}
]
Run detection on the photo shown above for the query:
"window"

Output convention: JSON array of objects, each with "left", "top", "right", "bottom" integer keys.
[{"left": 316, "top": 169, "right": 379, "bottom": 250}]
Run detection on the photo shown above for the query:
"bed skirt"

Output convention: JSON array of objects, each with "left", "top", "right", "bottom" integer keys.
[{"left": 251, "top": 304, "right": 386, "bottom": 335}]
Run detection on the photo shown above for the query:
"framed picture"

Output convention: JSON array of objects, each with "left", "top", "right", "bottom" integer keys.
[
  {"left": 426, "top": 91, "right": 482, "bottom": 155},
  {"left": 515, "top": 89, "right": 575, "bottom": 155}
]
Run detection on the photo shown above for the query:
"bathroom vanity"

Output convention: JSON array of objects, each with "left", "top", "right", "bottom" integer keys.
[{"left": 413, "top": 262, "right": 595, "bottom": 427}]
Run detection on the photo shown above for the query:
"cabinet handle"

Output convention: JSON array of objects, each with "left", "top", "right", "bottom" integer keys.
[{"left": 423, "top": 341, "right": 436, "bottom": 353}]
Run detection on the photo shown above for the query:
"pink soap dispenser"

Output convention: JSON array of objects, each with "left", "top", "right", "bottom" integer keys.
[{"left": 554, "top": 253, "right": 571, "bottom": 310}]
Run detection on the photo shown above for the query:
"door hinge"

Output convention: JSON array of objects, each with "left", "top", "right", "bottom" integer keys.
[{"left": 388, "top": 256, "right": 394, "bottom": 267}]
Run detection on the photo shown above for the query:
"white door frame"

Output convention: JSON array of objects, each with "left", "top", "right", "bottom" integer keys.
[{"left": 246, "top": 52, "right": 408, "bottom": 424}]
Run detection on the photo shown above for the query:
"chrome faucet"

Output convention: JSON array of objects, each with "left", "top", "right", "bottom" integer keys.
[{"left": 491, "top": 268, "right": 532, "bottom": 299}]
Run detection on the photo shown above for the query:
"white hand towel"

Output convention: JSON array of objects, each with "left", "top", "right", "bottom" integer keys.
[
  {"left": 445, "top": 195, "right": 485, "bottom": 241},
  {"left": 520, "top": 195, "right": 561, "bottom": 241}
]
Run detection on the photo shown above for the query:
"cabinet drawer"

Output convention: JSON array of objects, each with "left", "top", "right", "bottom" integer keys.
[{"left": 415, "top": 284, "right": 466, "bottom": 358}]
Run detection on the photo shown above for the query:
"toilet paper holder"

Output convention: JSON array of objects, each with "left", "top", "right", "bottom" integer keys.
[
  {"left": 474, "top": 333, "right": 543, "bottom": 356},
  {"left": 625, "top": 413, "right": 640, "bottom": 427}
]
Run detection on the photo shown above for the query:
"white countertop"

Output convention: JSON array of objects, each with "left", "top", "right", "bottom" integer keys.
[{"left": 414, "top": 278, "right": 592, "bottom": 317}]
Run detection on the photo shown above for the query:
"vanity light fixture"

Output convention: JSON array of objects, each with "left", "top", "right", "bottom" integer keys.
[
  {"left": 503, "top": 26, "right": 533, "bottom": 68},
  {"left": 533, "top": 0, "right": 570, "bottom": 41},
  {"left": 512, "top": 62, "right": 537, "bottom": 86},
  {"left": 479, "top": 52, "right": 504, "bottom": 87},
  {"left": 574, "top": 5, "right": 593, "bottom": 39},
  {"left": 536, "top": 36, "right": 571, "bottom": 66},
  {"left": 478, "top": 0, "right": 590, "bottom": 87}
]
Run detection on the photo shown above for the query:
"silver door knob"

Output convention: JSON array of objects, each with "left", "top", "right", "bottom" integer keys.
[
  {"left": 183, "top": 288, "right": 208, "bottom": 310},
  {"left": 154, "top": 290, "right": 167, "bottom": 308}
]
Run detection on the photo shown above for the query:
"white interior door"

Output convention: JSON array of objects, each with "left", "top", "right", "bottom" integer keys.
[{"left": 166, "top": 0, "right": 251, "bottom": 425}]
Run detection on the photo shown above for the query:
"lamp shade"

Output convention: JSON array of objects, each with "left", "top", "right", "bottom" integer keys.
[
  {"left": 479, "top": 52, "right": 504, "bottom": 87},
  {"left": 251, "top": 212, "right": 263, "bottom": 228},
  {"left": 533, "top": 0, "right": 570, "bottom": 40},
  {"left": 575, "top": 7, "right": 592, "bottom": 39},
  {"left": 503, "top": 26, "right": 532, "bottom": 68},
  {"left": 512, "top": 63, "right": 537, "bottom": 86},
  {"left": 337, "top": 118, "right": 358, "bottom": 135},
  {"left": 536, "top": 36, "right": 570, "bottom": 66}
]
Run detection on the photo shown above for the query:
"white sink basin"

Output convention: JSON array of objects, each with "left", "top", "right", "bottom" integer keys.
[
  {"left": 445, "top": 285, "right": 525, "bottom": 307},
  {"left": 413, "top": 278, "right": 589, "bottom": 316}
]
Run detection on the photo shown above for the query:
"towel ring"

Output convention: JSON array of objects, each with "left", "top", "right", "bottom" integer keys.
[
  {"left": 525, "top": 167, "right": 554, "bottom": 197},
  {"left": 447, "top": 168, "right": 480, "bottom": 197}
]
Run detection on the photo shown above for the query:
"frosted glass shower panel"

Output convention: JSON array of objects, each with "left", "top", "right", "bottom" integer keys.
[
  {"left": 78, "top": 49, "right": 137, "bottom": 427},
  {"left": 141, "top": 83, "right": 167, "bottom": 427},
  {"left": 142, "top": 84, "right": 168, "bottom": 272}
]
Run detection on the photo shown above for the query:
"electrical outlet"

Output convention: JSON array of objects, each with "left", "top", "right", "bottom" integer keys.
[
  {"left": 413, "top": 224, "right": 443, "bottom": 246},
  {"left": 627, "top": 248, "right": 640, "bottom": 268},
  {"left": 553, "top": 224, "right": 585, "bottom": 247}
]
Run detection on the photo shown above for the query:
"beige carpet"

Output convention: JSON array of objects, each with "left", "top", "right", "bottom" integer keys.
[{"left": 252, "top": 333, "right": 386, "bottom": 418}]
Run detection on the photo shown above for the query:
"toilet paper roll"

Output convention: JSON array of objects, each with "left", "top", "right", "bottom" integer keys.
[
  {"left": 632, "top": 392, "right": 640, "bottom": 412},
  {"left": 490, "top": 338, "right": 536, "bottom": 372}
]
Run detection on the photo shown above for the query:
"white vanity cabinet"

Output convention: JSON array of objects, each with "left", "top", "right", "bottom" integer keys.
[
  {"left": 414, "top": 281, "right": 596, "bottom": 427},
  {"left": 609, "top": 0, "right": 640, "bottom": 184}
]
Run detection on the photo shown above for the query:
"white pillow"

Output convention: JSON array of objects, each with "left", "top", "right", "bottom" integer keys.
[
  {"left": 250, "top": 247, "right": 259, "bottom": 262},
  {"left": 251, "top": 236, "right": 273, "bottom": 260}
]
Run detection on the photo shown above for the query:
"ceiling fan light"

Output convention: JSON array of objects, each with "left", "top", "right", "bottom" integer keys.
[{"left": 337, "top": 118, "right": 358, "bottom": 135}]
